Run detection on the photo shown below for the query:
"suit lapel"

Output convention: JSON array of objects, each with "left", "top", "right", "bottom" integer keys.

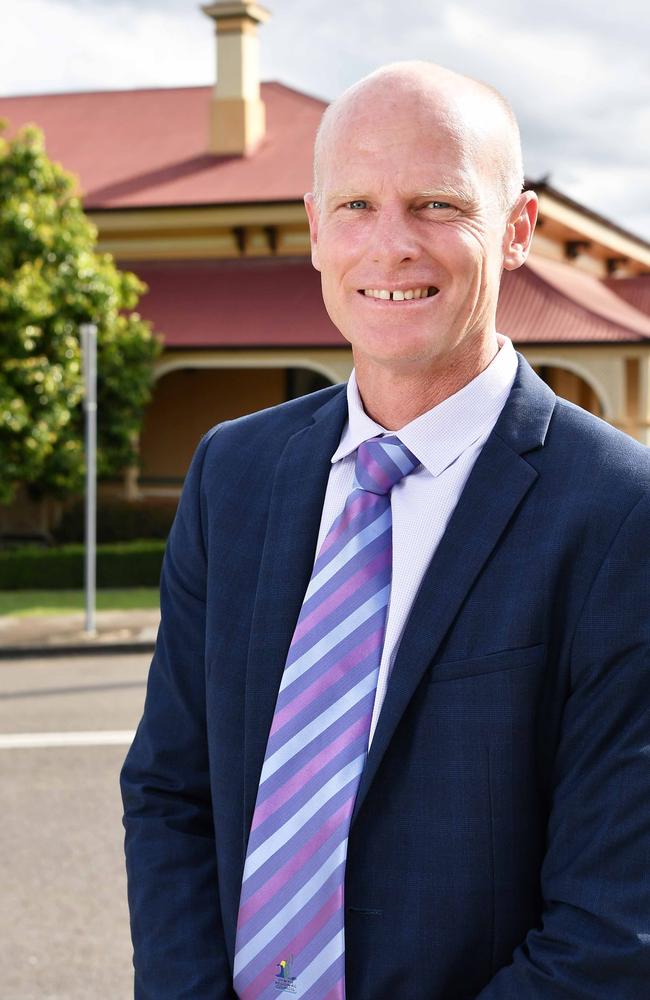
[
  {"left": 351, "top": 357, "right": 557, "bottom": 824},
  {"left": 242, "top": 389, "right": 348, "bottom": 837}
]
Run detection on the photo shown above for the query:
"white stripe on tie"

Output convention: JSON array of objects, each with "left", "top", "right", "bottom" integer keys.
[
  {"left": 295, "top": 927, "right": 346, "bottom": 995},
  {"left": 259, "top": 670, "right": 378, "bottom": 786},
  {"left": 302, "top": 508, "right": 391, "bottom": 603},
  {"left": 234, "top": 841, "right": 348, "bottom": 977},
  {"left": 281, "top": 585, "right": 390, "bottom": 690},
  {"left": 380, "top": 441, "right": 418, "bottom": 475},
  {"left": 246, "top": 753, "right": 365, "bottom": 879}
]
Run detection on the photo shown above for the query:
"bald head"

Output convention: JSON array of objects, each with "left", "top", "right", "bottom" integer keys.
[{"left": 312, "top": 61, "right": 524, "bottom": 214}]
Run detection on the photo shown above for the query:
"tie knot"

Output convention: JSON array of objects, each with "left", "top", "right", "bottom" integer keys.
[{"left": 354, "top": 435, "right": 420, "bottom": 495}]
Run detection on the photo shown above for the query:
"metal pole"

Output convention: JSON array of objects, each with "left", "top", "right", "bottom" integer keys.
[{"left": 80, "top": 323, "right": 97, "bottom": 635}]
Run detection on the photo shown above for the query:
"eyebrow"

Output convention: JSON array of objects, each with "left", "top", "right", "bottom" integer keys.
[{"left": 325, "top": 185, "right": 476, "bottom": 206}]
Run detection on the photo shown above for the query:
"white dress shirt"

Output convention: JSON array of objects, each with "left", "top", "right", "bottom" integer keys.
[{"left": 315, "top": 335, "right": 519, "bottom": 747}]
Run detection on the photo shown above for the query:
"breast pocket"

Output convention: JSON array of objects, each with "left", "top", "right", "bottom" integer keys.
[{"left": 429, "top": 642, "right": 545, "bottom": 683}]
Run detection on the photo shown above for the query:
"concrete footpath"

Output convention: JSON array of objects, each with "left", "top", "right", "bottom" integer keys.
[{"left": 0, "top": 609, "right": 159, "bottom": 659}]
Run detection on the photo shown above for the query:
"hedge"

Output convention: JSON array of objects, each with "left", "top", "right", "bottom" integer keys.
[{"left": 0, "top": 540, "right": 166, "bottom": 590}]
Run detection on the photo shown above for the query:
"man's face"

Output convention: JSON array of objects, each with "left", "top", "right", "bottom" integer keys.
[{"left": 305, "top": 87, "right": 521, "bottom": 375}]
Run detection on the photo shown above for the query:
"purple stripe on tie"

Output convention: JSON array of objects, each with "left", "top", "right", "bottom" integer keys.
[
  {"left": 269, "top": 601, "right": 384, "bottom": 725},
  {"left": 237, "top": 878, "right": 344, "bottom": 997},
  {"left": 302, "top": 528, "right": 390, "bottom": 623},
  {"left": 294, "top": 540, "right": 391, "bottom": 644},
  {"left": 262, "top": 649, "right": 379, "bottom": 764},
  {"left": 242, "top": 797, "right": 354, "bottom": 923},
  {"left": 309, "top": 496, "right": 388, "bottom": 583},
  {"left": 248, "top": 706, "right": 373, "bottom": 856},
  {"left": 368, "top": 444, "right": 403, "bottom": 484},
  {"left": 237, "top": 813, "right": 351, "bottom": 952},
  {"left": 298, "top": 525, "right": 392, "bottom": 626},
  {"left": 239, "top": 883, "right": 344, "bottom": 999},
  {"left": 241, "top": 764, "right": 365, "bottom": 904},
  {"left": 269, "top": 628, "right": 383, "bottom": 741},
  {"left": 285, "top": 544, "right": 390, "bottom": 671},
  {"left": 253, "top": 716, "right": 369, "bottom": 831},
  {"left": 248, "top": 729, "right": 369, "bottom": 859},
  {"left": 282, "top": 908, "right": 344, "bottom": 998},
  {"left": 275, "top": 609, "right": 385, "bottom": 726},
  {"left": 360, "top": 452, "right": 393, "bottom": 492},
  {"left": 301, "top": 946, "right": 345, "bottom": 1000},
  {"left": 316, "top": 489, "right": 376, "bottom": 559},
  {"left": 284, "top": 548, "right": 390, "bottom": 668},
  {"left": 319, "top": 982, "right": 345, "bottom": 1000},
  {"left": 257, "top": 682, "right": 377, "bottom": 816},
  {"left": 240, "top": 809, "right": 352, "bottom": 949}
]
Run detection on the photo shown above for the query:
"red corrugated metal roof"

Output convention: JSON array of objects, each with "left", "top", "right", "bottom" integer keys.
[
  {"left": 0, "top": 83, "right": 325, "bottom": 208},
  {"left": 497, "top": 255, "right": 650, "bottom": 343},
  {"left": 603, "top": 275, "right": 650, "bottom": 318},
  {"left": 132, "top": 255, "right": 650, "bottom": 350},
  {"left": 132, "top": 257, "right": 345, "bottom": 348}
]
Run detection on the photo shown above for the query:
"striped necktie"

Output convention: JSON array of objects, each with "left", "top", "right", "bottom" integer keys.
[{"left": 233, "top": 435, "right": 420, "bottom": 999}]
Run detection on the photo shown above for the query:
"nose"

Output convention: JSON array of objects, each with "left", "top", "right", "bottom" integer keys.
[{"left": 367, "top": 203, "right": 421, "bottom": 267}]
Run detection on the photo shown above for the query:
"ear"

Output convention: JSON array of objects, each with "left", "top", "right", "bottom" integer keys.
[
  {"left": 304, "top": 192, "right": 321, "bottom": 271},
  {"left": 503, "top": 191, "right": 538, "bottom": 271}
]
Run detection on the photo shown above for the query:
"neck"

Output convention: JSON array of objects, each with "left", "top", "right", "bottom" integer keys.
[{"left": 354, "top": 335, "right": 500, "bottom": 429}]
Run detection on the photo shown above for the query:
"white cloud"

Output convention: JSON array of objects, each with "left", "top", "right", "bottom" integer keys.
[{"left": 0, "top": 0, "right": 212, "bottom": 94}]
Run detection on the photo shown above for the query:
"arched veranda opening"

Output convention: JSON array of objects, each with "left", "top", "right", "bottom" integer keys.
[
  {"left": 532, "top": 364, "right": 605, "bottom": 418},
  {"left": 138, "top": 366, "right": 335, "bottom": 493}
]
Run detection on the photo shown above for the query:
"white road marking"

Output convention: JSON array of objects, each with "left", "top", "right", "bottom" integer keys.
[{"left": 0, "top": 730, "right": 135, "bottom": 749}]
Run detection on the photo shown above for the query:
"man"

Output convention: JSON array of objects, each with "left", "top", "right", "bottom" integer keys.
[{"left": 121, "top": 62, "right": 650, "bottom": 998}]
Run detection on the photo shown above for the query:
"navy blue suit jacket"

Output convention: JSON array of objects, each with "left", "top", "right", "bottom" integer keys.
[{"left": 121, "top": 356, "right": 650, "bottom": 998}]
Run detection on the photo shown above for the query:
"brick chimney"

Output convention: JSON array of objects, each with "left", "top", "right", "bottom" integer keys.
[{"left": 202, "top": 1, "right": 271, "bottom": 156}]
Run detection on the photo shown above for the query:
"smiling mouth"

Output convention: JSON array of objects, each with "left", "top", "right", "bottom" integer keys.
[{"left": 358, "top": 286, "right": 439, "bottom": 301}]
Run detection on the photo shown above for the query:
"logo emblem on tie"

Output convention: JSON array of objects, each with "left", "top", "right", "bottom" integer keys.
[{"left": 274, "top": 954, "right": 297, "bottom": 992}]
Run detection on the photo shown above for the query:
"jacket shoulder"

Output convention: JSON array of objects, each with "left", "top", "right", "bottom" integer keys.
[{"left": 546, "top": 395, "right": 650, "bottom": 488}]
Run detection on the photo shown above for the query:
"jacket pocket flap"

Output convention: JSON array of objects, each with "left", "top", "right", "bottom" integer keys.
[{"left": 430, "top": 643, "right": 545, "bottom": 683}]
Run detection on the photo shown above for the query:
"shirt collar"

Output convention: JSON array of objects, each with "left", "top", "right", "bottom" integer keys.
[{"left": 331, "top": 335, "right": 518, "bottom": 477}]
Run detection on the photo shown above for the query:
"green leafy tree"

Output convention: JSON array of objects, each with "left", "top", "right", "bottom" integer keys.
[{"left": 0, "top": 119, "right": 161, "bottom": 506}]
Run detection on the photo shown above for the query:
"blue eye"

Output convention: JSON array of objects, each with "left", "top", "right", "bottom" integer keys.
[
  {"left": 428, "top": 201, "right": 452, "bottom": 209},
  {"left": 346, "top": 200, "right": 367, "bottom": 210}
]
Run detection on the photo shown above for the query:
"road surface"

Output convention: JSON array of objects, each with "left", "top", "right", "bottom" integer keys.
[{"left": 1, "top": 652, "right": 150, "bottom": 1000}]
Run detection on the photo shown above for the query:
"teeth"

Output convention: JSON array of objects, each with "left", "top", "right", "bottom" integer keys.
[{"left": 363, "top": 287, "right": 434, "bottom": 300}]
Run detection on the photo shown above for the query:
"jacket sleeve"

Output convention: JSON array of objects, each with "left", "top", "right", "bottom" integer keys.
[
  {"left": 120, "top": 429, "right": 237, "bottom": 1000},
  {"left": 476, "top": 492, "right": 650, "bottom": 998}
]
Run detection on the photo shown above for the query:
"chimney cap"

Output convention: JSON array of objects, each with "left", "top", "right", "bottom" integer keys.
[{"left": 201, "top": 1, "right": 271, "bottom": 25}]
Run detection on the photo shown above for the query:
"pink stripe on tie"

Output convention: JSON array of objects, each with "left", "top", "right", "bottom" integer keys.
[
  {"left": 240, "top": 798, "right": 353, "bottom": 925},
  {"left": 316, "top": 490, "right": 374, "bottom": 558},
  {"left": 253, "top": 716, "right": 368, "bottom": 832},
  {"left": 240, "top": 886, "right": 343, "bottom": 1000},
  {"left": 364, "top": 452, "right": 393, "bottom": 492},
  {"left": 269, "top": 628, "right": 383, "bottom": 739},
  {"left": 320, "top": 983, "right": 345, "bottom": 1000},
  {"left": 293, "top": 547, "right": 391, "bottom": 644}
]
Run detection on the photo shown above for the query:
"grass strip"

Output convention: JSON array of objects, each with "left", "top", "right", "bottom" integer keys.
[{"left": 0, "top": 588, "right": 160, "bottom": 617}]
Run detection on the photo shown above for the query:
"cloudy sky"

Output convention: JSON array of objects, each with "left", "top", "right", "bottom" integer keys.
[{"left": 3, "top": 0, "right": 649, "bottom": 240}]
